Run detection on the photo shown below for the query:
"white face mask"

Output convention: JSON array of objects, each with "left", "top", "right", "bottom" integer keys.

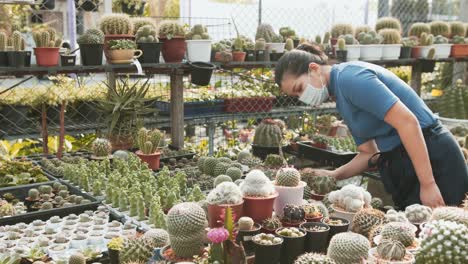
[{"left": 298, "top": 70, "right": 329, "bottom": 106}]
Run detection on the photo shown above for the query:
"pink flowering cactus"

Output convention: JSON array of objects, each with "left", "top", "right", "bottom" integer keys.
[{"left": 207, "top": 228, "right": 229, "bottom": 244}]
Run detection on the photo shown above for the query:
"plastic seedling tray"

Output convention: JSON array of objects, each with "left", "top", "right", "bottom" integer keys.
[
  {"left": 0, "top": 171, "right": 58, "bottom": 192},
  {"left": 0, "top": 181, "right": 100, "bottom": 225},
  {"left": 297, "top": 141, "right": 357, "bottom": 167}
]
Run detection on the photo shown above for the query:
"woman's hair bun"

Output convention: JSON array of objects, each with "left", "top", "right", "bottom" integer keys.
[{"left": 295, "top": 42, "right": 328, "bottom": 64}]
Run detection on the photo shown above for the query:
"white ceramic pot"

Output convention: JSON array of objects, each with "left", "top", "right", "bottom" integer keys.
[
  {"left": 360, "top": 45, "right": 383, "bottom": 60},
  {"left": 419, "top": 46, "right": 433, "bottom": 58},
  {"left": 330, "top": 204, "right": 356, "bottom": 230},
  {"left": 273, "top": 181, "right": 306, "bottom": 218},
  {"left": 382, "top": 44, "right": 402, "bottom": 60},
  {"left": 367, "top": 248, "right": 415, "bottom": 264},
  {"left": 433, "top": 44, "right": 452, "bottom": 59},
  {"left": 47, "top": 244, "right": 69, "bottom": 261},
  {"left": 186, "top": 39, "right": 212, "bottom": 62},
  {"left": 266, "top": 42, "right": 286, "bottom": 53},
  {"left": 88, "top": 232, "right": 105, "bottom": 247},
  {"left": 70, "top": 237, "right": 88, "bottom": 249},
  {"left": 346, "top": 45, "right": 361, "bottom": 61}
]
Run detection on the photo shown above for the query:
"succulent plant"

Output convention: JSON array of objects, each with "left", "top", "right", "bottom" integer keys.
[
  {"left": 377, "top": 239, "right": 406, "bottom": 261},
  {"left": 264, "top": 154, "right": 284, "bottom": 168},
  {"left": 120, "top": 237, "right": 154, "bottom": 263},
  {"left": 68, "top": 253, "right": 86, "bottom": 264},
  {"left": 354, "top": 25, "right": 372, "bottom": 38},
  {"left": 418, "top": 32, "right": 434, "bottom": 46},
  {"left": 375, "top": 17, "right": 402, "bottom": 32},
  {"left": 253, "top": 119, "right": 283, "bottom": 148},
  {"left": 351, "top": 208, "right": 386, "bottom": 238},
  {"left": 279, "top": 26, "right": 296, "bottom": 39},
  {"left": 225, "top": 167, "right": 242, "bottom": 181},
  {"left": 0, "top": 31, "right": 7, "bottom": 51},
  {"left": 33, "top": 28, "right": 62, "bottom": 48},
  {"left": 158, "top": 20, "right": 186, "bottom": 39},
  {"left": 240, "top": 169, "right": 276, "bottom": 197},
  {"left": 337, "top": 38, "right": 346, "bottom": 51},
  {"left": 450, "top": 21, "right": 466, "bottom": 38},
  {"left": 167, "top": 202, "right": 207, "bottom": 258},
  {"left": 327, "top": 232, "right": 370, "bottom": 264},
  {"left": 452, "top": 35, "right": 466, "bottom": 44},
  {"left": 275, "top": 167, "right": 301, "bottom": 187},
  {"left": 328, "top": 185, "right": 371, "bottom": 212},
  {"left": 416, "top": 220, "right": 468, "bottom": 263},
  {"left": 380, "top": 222, "right": 415, "bottom": 247},
  {"left": 357, "top": 30, "right": 382, "bottom": 45},
  {"left": 430, "top": 206, "right": 468, "bottom": 225},
  {"left": 92, "top": 138, "right": 112, "bottom": 157},
  {"left": 11, "top": 31, "right": 25, "bottom": 51},
  {"left": 331, "top": 24, "right": 354, "bottom": 38},
  {"left": 430, "top": 21, "right": 451, "bottom": 38},
  {"left": 143, "top": 228, "right": 170, "bottom": 248},
  {"left": 238, "top": 216, "right": 254, "bottom": 231},
  {"left": 409, "top": 23, "right": 431, "bottom": 38},
  {"left": 28, "top": 188, "right": 40, "bottom": 200},
  {"left": 282, "top": 204, "right": 305, "bottom": 223},
  {"left": 262, "top": 216, "right": 282, "bottom": 230},
  {"left": 252, "top": 233, "right": 283, "bottom": 245},
  {"left": 385, "top": 209, "right": 409, "bottom": 223},
  {"left": 310, "top": 176, "right": 336, "bottom": 195},
  {"left": 99, "top": 13, "right": 133, "bottom": 35},
  {"left": 379, "top": 28, "right": 401, "bottom": 44},
  {"left": 405, "top": 204, "right": 432, "bottom": 223},
  {"left": 136, "top": 25, "right": 159, "bottom": 43},
  {"left": 207, "top": 182, "right": 243, "bottom": 205},
  {"left": 203, "top": 156, "right": 219, "bottom": 176},
  {"left": 255, "top": 23, "right": 276, "bottom": 42},
  {"left": 294, "top": 253, "right": 337, "bottom": 264},
  {"left": 137, "top": 127, "right": 164, "bottom": 154},
  {"left": 285, "top": 38, "right": 294, "bottom": 51},
  {"left": 277, "top": 227, "right": 305, "bottom": 237},
  {"left": 213, "top": 174, "right": 232, "bottom": 187},
  {"left": 213, "top": 162, "right": 231, "bottom": 176},
  {"left": 131, "top": 17, "right": 156, "bottom": 33},
  {"left": 186, "top": 24, "right": 210, "bottom": 40},
  {"left": 255, "top": 38, "right": 266, "bottom": 50},
  {"left": 370, "top": 197, "right": 383, "bottom": 209},
  {"left": 40, "top": 202, "right": 53, "bottom": 210},
  {"left": 77, "top": 28, "right": 105, "bottom": 45}
]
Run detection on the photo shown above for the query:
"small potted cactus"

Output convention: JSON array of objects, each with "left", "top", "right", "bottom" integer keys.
[
  {"left": 281, "top": 204, "right": 306, "bottom": 228},
  {"left": 77, "top": 28, "right": 104, "bottom": 66},
  {"left": 336, "top": 38, "right": 347, "bottom": 62},
  {"left": 379, "top": 28, "right": 402, "bottom": 60},
  {"left": 321, "top": 217, "right": 350, "bottom": 243},
  {"left": 328, "top": 185, "right": 372, "bottom": 229},
  {"left": 33, "top": 28, "right": 62, "bottom": 66},
  {"left": 273, "top": 167, "right": 306, "bottom": 218},
  {"left": 336, "top": 34, "right": 360, "bottom": 61},
  {"left": 239, "top": 169, "right": 278, "bottom": 222},
  {"left": 309, "top": 175, "right": 336, "bottom": 201},
  {"left": 261, "top": 216, "right": 282, "bottom": 234},
  {"left": 136, "top": 25, "right": 161, "bottom": 64},
  {"left": 412, "top": 32, "right": 434, "bottom": 59},
  {"left": 368, "top": 239, "right": 415, "bottom": 264},
  {"left": 244, "top": 40, "right": 255, "bottom": 61},
  {"left": 378, "top": 222, "right": 418, "bottom": 252},
  {"left": 235, "top": 217, "right": 261, "bottom": 255},
  {"left": 357, "top": 30, "right": 383, "bottom": 60},
  {"left": 430, "top": 21, "right": 450, "bottom": 38},
  {"left": 327, "top": 232, "right": 370, "bottom": 264},
  {"left": 301, "top": 204, "right": 324, "bottom": 222},
  {"left": 276, "top": 227, "right": 306, "bottom": 264},
  {"left": 91, "top": 138, "right": 113, "bottom": 160},
  {"left": 408, "top": 22, "right": 431, "bottom": 39},
  {"left": 449, "top": 21, "right": 468, "bottom": 57},
  {"left": 107, "top": 237, "right": 124, "bottom": 264},
  {"left": 107, "top": 39, "right": 142, "bottom": 64},
  {"left": 404, "top": 204, "right": 431, "bottom": 234},
  {"left": 331, "top": 23, "right": 354, "bottom": 55},
  {"left": 299, "top": 221, "right": 330, "bottom": 254},
  {"left": 432, "top": 35, "right": 452, "bottom": 59},
  {"left": 255, "top": 38, "right": 268, "bottom": 61},
  {"left": 60, "top": 47, "right": 77, "bottom": 67},
  {"left": 0, "top": 31, "right": 7, "bottom": 66},
  {"left": 206, "top": 182, "right": 244, "bottom": 227},
  {"left": 185, "top": 24, "right": 212, "bottom": 62},
  {"left": 135, "top": 127, "right": 164, "bottom": 170},
  {"left": 99, "top": 13, "right": 134, "bottom": 61},
  {"left": 252, "top": 233, "right": 283, "bottom": 264},
  {"left": 400, "top": 37, "right": 416, "bottom": 59},
  {"left": 7, "top": 31, "right": 28, "bottom": 68},
  {"left": 158, "top": 20, "right": 187, "bottom": 63},
  {"left": 255, "top": 23, "right": 285, "bottom": 53},
  {"left": 232, "top": 36, "right": 246, "bottom": 62}
]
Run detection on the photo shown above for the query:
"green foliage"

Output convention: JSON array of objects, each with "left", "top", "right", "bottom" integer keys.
[{"left": 108, "top": 39, "right": 137, "bottom": 50}]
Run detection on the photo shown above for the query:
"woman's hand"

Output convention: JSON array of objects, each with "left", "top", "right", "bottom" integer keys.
[
  {"left": 302, "top": 168, "right": 336, "bottom": 177},
  {"left": 420, "top": 181, "right": 446, "bottom": 208}
]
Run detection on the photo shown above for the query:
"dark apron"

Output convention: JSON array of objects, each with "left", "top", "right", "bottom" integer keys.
[{"left": 369, "top": 121, "right": 468, "bottom": 209}]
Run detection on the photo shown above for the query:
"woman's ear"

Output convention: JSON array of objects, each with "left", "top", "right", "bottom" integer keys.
[{"left": 308, "top": 62, "right": 319, "bottom": 71}]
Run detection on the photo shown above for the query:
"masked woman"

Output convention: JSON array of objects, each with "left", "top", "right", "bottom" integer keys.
[{"left": 275, "top": 43, "right": 468, "bottom": 208}]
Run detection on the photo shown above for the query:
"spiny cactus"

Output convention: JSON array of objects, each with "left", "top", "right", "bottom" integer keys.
[
  {"left": 99, "top": 13, "right": 133, "bottom": 35},
  {"left": 370, "top": 197, "right": 383, "bottom": 209},
  {"left": 143, "top": 228, "right": 169, "bottom": 248},
  {"left": 357, "top": 30, "right": 382, "bottom": 45},
  {"left": 450, "top": 21, "right": 466, "bottom": 37},
  {"left": 186, "top": 24, "right": 210, "bottom": 40},
  {"left": 253, "top": 119, "right": 283, "bottom": 148},
  {"left": 264, "top": 154, "right": 285, "bottom": 168},
  {"left": 213, "top": 162, "right": 231, "bottom": 176},
  {"left": 409, "top": 23, "right": 430, "bottom": 38},
  {"left": 92, "top": 138, "right": 112, "bottom": 157},
  {"left": 355, "top": 25, "right": 371, "bottom": 38},
  {"left": 240, "top": 169, "right": 276, "bottom": 197},
  {"left": 213, "top": 174, "right": 232, "bottom": 187},
  {"left": 225, "top": 167, "right": 242, "bottom": 181},
  {"left": 207, "top": 181, "right": 243, "bottom": 205},
  {"left": 0, "top": 32, "right": 6, "bottom": 51},
  {"left": 285, "top": 38, "right": 294, "bottom": 51},
  {"left": 158, "top": 20, "right": 186, "bottom": 39},
  {"left": 327, "top": 232, "right": 370, "bottom": 264},
  {"left": 255, "top": 38, "right": 266, "bottom": 50},
  {"left": 310, "top": 175, "right": 336, "bottom": 195},
  {"left": 328, "top": 184, "right": 371, "bottom": 212},
  {"left": 28, "top": 188, "right": 40, "bottom": 200},
  {"left": 385, "top": 209, "right": 409, "bottom": 223},
  {"left": 166, "top": 202, "right": 207, "bottom": 258},
  {"left": 416, "top": 220, "right": 468, "bottom": 264},
  {"left": 283, "top": 204, "right": 305, "bottom": 223},
  {"left": 203, "top": 156, "right": 219, "bottom": 176},
  {"left": 275, "top": 167, "right": 301, "bottom": 187},
  {"left": 294, "top": 253, "right": 336, "bottom": 264},
  {"left": 120, "top": 238, "right": 154, "bottom": 263},
  {"left": 430, "top": 21, "right": 450, "bottom": 38},
  {"left": 323, "top": 32, "right": 331, "bottom": 45},
  {"left": 131, "top": 17, "right": 156, "bottom": 33},
  {"left": 436, "top": 79, "right": 467, "bottom": 119},
  {"left": 351, "top": 208, "right": 386, "bottom": 237},
  {"left": 452, "top": 35, "right": 466, "bottom": 44},
  {"left": 434, "top": 35, "right": 448, "bottom": 44},
  {"left": 331, "top": 24, "right": 354, "bottom": 39},
  {"left": 137, "top": 127, "right": 164, "bottom": 155},
  {"left": 77, "top": 28, "right": 105, "bottom": 45},
  {"left": 380, "top": 222, "right": 415, "bottom": 247},
  {"left": 136, "top": 25, "right": 158, "bottom": 43},
  {"left": 11, "top": 31, "right": 24, "bottom": 51},
  {"left": 68, "top": 253, "right": 86, "bottom": 264},
  {"left": 375, "top": 17, "right": 402, "bottom": 33},
  {"left": 337, "top": 38, "right": 345, "bottom": 50},
  {"left": 379, "top": 28, "right": 401, "bottom": 44},
  {"left": 418, "top": 32, "right": 434, "bottom": 46},
  {"left": 430, "top": 206, "right": 468, "bottom": 225},
  {"left": 255, "top": 23, "right": 276, "bottom": 42},
  {"left": 279, "top": 26, "right": 296, "bottom": 39},
  {"left": 405, "top": 204, "right": 432, "bottom": 224},
  {"left": 40, "top": 202, "right": 53, "bottom": 210},
  {"left": 238, "top": 216, "right": 254, "bottom": 231},
  {"left": 377, "top": 239, "right": 406, "bottom": 261}
]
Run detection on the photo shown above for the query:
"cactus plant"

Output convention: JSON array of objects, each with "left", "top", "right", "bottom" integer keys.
[
  {"left": 68, "top": 253, "right": 86, "bottom": 264},
  {"left": 357, "top": 30, "right": 382, "bottom": 45},
  {"left": 264, "top": 154, "right": 285, "bottom": 168},
  {"left": 376, "top": 239, "right": 406, "bottom": 261},
  {"left": 33, "top": 28, "right": 62, "bottom": 48},
  {"left": 40, "top": 202, "right": 53, "bottom": 210},
  {"left": 207, "top": 182, "right": 243, "bottom": 205},
  {"left": 120, "top": 238, "right": 154, "bottom": 263},
  {"left": 405, "top": 204, "right": 432, "bottom": 223},
  {"left": 452, "top": 35, "right": 466, "bottom": 44},
  {"left": 203, "top": 156, "right": 219, "bottom": 176},
  {"left": 355, "top": 25, "right": 371, "bottom": 38},
  {"left": 275, "top": 167, "right": 301, "bottom": 187},
  {"left": 92, "top": 138, "right": 112, "bottom": 157},
  {"left": 136, "top": 25, "right": 158, "bottom": 43},
  {"left": 415, "top": 220, "right": 468, "bottom": 264},
  {"left": 213, "top": 174, "right": 232, "bottom": 187},
  {"left": 253, "top": 119, "right": 283, "bottom": 148},
  {"left": 418, "top": 32, "right": 434, "bottom": 46},
  {"left": 309, "top": 175, "right": 336, "bottom": 195},
  {"left": 238, "top": 216, "right": 254, "bottom": 231},
  {"left": 430, "top": 21, "right": 451, "bottom": 38},
  {"left": 166, "top": 202, "right": 208, "bottom": 258},
  {"left": 327, "top": 232, "right": 370, "bottom": 264},
  {"left": 143, "top": 228, "right": 169, "bottom": 248},
  {"left": 0, "top": 31, "right": 7, "bottom": 51},
  {"left": 295, "top": 253, "right": 336, "bottom": 264},
  {"left": 375, "top": 17, "right": 402, "bottom": 32},
  {"left": 225, "top": 167, "right": 242, "bottom": 181},
  {"left": 28, "top": 188, "right": 40, "bottom": 200},
  {"left": 213, "top": 162, "right": 231, "bottom": 176},
  {"left": 186, "top": 24, "right": 210, "bottom": 40},
  {"left": 385, "top": 209, "right": 409, "bottom": 223},
  {"left": 131, "top": 17, "right": 156, "bottom": 33},
  {"left": 430, "top": 206, "right": 468, "bottom": 225},
  {"left": 337, "top": 38, "right": 346, "bottom": 50},
  {"left": 434, "top": 35, "right": 448, "bottom": 44},
  {"left": 328, "top": 184, "right": 371, "bottom": 212},
  {"left": 158, "top": 20, "right": 186, "bottom": 39},
  {"left": 409, "top": 23, "right": 431, "bottom": 38},
  {"left": 255, "top": 23, "right": 276, "bottom": 42},
  {"left": 136, "top": 127, "right": 164, "bottom": 155},
  {"left": 331, "top": 24, "right": 354, "bottom": 38},
  {"left": 11, "top": 31, "right": 25, "bottom": 51},
  {"left": 380, "top": 222, "right": 415, "bottom": 247},
  {"left": 282, "top": 204, "right": 305, "bottom": 223},
  {"left": 279, "top": 26, "right": 296, "bottom": 39},
  {"left": 285, "top": 38, "right": 294, "bottom": 51},
  {"left": 450, "top": 21, "right": 466, "bottom": 37},
  {"left": 77, "top": 28, "right": 105, "bottom": 45},
  {"left": 254, "top": 38, "right": 266, "bottom": 50},
  {"left": 323, "top": 32, "right": 331, "bottom": 45},
  {"left": 436, "top": 79, "right": 467, "bottom": 119},
  {"left": 240, "top": 169, "right": 276, "bottom": 197},
  {"left": 379, "top": 29, "right": 401, "bottom": 44},
  {"left": 99, "top": 13, "right": 133, "bottom": 35},
  {"left": 351, "top": 208, "right": 386, "bottom": 237}
]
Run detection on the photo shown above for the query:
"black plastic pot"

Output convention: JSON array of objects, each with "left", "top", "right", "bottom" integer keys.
[
  {"left": 24, "top": 51, "right": 31, "bottom": 67},
  {"left": 0, "top": 51, "right": 8, "bottom": 66},
  {"left": 7, "top": 51, "right": 26, "bottom": 68},
  {"left": 400, "top": 46, "right": 412, "bottom": 59},
  {"left": 121, "top": 2, "right": 145, "bottom": 15},
  {"left": 336, "top": 50, "right": 347, "bottom": 62},
  {"left": 293, "top": 39, "right": 300, "bottom": 48},
  {"left": 269, "top": 52, "right": 283, "bottom": 62},
  {"left": 236, "top": 223, "right": 261, "bottom": 256},
  {"left": 40, "top": 0, "right": 55, "bottom": 10},
  {"left": 79, "top": 44, "right": 103, "bottom": 66},
  {"left": 61, "top": 54, "right": 76, "bottom": 66},
  {"left": 253, "top": 238, "right": 283, "bottom": 264},
  {"left": 300, "top": 222, "right": 330, "bottom": 253},
  {"left": 252, "top": 144, "right": 287, "bottom": 160},
  {"left": 188, "top": 61, "right": 216, "bottom": 86},
  {"left": 245, "top": 50, "right": 256, "bottom": 61},
  {"left": 108, "top": 248, "right": 120, "bottom": 264},
  {"left": 137, "top": 42, "right": 162, "bottom": 64},
  {"left": 256, "top": 50, "right": 269, "bottom": 61},
  {"left": 321, "top": 217, "right": 349, "bottom": 243},
  {"left": 210, "top": 50, "right": 217, "bottom": 62},
  {"left": 276, "top": 228, "right": 306, "bottom": 264},
  {"left": 75, "top": 0, "right": 99, "bottom": 11}
]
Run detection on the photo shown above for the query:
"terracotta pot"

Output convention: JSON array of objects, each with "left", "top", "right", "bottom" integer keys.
[
  {"left": 450, "top": 44, "right": 468, "bottom": 57},
  {"left": 207, "top": 201, "right": 244, "bottom": 228},
  {"left": 103, "top": 34, "right": 135, "bottom": 61},
  {"left": 281, "top": 220, "right": 306, "bottom": 228},
  {"left": 310, "top": 192, "right": 325, "bottom": 201},
  {"left": 305, "top": 215, "right": 323, "bottom": 222},
  {"left": 34, "top": 47, "right": 60, "bottom": 67},
  {"left": 242, "top": 193, "right": 278, "bottom": 223},
  {"left": 411, "top": 46, "right": 421, "bottom": 58},
  {"left": 160, "top": 37, "right": 186, "bottom": 63},
  {"left": 232, "top": 51, "right": 246, "bottom": 62},
  {"left": 108, "top": 49, "right": 142, "bottom": 63},
  {"left": 135, "top": 150, "right": 161, "bottom": 170}
]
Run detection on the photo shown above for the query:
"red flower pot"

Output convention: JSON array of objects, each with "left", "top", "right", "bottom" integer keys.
[
  {"left": 450, "top": 44, "right": 468, "bottom": 58},
  {"left": 242, "top": 193, "right": 278, "bottom": 223},
  {"left": 281, "top": 220, "right": 306, "bottom": 228},
  {"left": 160, "top": 37, "right": 186, "bottom": 63},
  {"left": 232, "top": 51, "right": 246, "bottom": 62},
  {"left": 135, "top": 150, "right": 161, "bottom": 170},
  {"left": 310, "top": 192, "right": 325, "bottom": 201},
  {"left": 305, "top": 215, "right": 323, "bottom": 222},
  {"left": 207, "top": 202, "right": 244, "bottom": 228},
  {"left": 103, "top": 34, "right": 135, "bottom": 61},
  {"left": 34, "top": 47, "right": 59, "bottom": 67},
  {"left": 411, "top": 46, "right": 421, "bottom": 58}
]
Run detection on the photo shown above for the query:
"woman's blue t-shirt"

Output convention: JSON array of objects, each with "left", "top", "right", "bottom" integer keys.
[{"left": 328, "top": 61, "right": 438, "bottom": 152}]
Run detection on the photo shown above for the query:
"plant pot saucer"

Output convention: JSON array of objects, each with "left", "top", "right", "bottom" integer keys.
[{"left": 108, "top": 59, "right": 134, "bottom": 64}]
